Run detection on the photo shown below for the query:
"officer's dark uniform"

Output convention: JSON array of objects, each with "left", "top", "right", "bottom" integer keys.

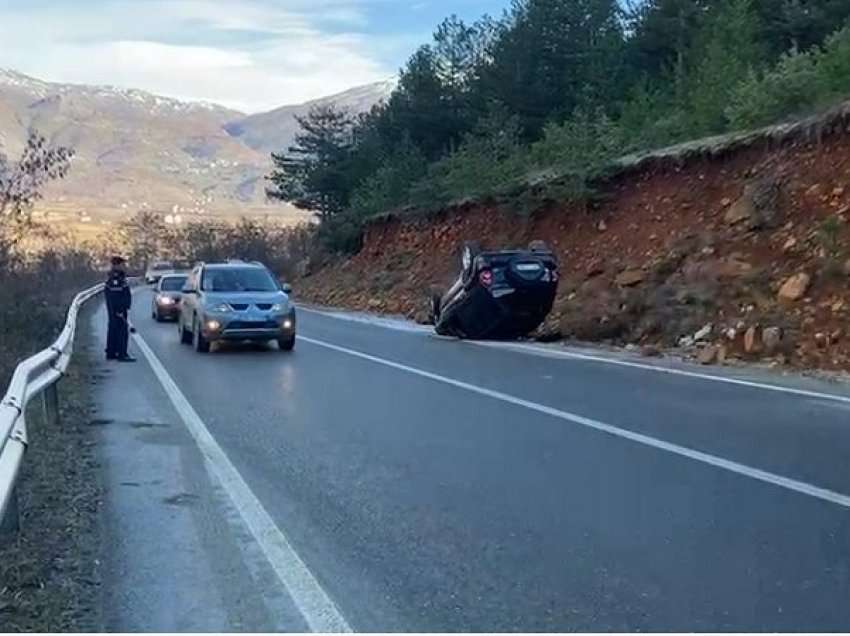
[{"left": 104, "top": 260, "right": 133, "bottom": 360}]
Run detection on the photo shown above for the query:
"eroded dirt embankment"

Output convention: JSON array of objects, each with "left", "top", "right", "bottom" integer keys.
[{"left": 299, "top": 108, "right": 850, "bottom": 371}]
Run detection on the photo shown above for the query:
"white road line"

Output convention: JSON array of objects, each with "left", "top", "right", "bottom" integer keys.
[
  {"left": 299, "top": 335, "right": 850, "bottom": 510},
  {"left": 472, "top": 340, "right": 850, "bottom": 405},
  {"left": 131, "top": 332, "right": 352, "bottom": 633},
  {"left": 300, "top": 306, "right": 850, "bottom": 405}
]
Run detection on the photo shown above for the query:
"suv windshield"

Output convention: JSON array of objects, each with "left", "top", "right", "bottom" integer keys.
[
  {"left": 160, "top": 276, "right": 187, "bottom": 292},
  {"left": 202, "top": 267, "right": 278, "bottom": 293}
]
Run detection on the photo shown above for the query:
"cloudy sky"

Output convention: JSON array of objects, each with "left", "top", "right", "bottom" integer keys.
[{"left": 0, "top": 0, "right": 509, "bottom": 113}]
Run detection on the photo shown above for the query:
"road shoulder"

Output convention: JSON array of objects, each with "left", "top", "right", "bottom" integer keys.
[{"left": 0, "top": 307, "right": 103, "bottom": 631}]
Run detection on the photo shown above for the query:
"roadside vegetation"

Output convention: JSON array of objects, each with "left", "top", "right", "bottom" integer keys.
[
  {"left": 267, "top": 0, "right": 850, "bottom": 253},
  {"left": 0, "top": 132, "right": 99, "bottom": 387},
  {"left": 121, "top": 210, "right": 316, "bottom": 279},
  {"left": 0, "top": 132, "right": 104, "bottom": 630}
]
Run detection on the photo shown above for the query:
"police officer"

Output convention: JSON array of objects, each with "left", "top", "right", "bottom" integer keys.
[{"left": 105, "top": 256, "right": 136, "bottom": 362}]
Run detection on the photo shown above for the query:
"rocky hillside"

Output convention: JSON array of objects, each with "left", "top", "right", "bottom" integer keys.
[
  {"left": 298, "top": 102, "right": 850, "bottom": 372},
  {"left": 0, "top": 69, "right": 392, "bottom": 222},
  {"left": 225, "top": 80, "right": 396, "bottom": 154}
]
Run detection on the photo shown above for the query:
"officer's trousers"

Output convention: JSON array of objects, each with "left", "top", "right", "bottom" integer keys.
[{"left": 106, "top": 312, "right": 129, "bottom": 358}]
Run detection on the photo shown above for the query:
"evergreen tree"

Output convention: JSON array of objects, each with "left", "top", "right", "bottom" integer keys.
[{"left": 267, "top": 105, "right": 355, "bottom": 221}]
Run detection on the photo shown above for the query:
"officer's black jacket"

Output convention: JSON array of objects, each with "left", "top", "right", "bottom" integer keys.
[{"left": 105, "top": 270, "right": 131, "bottom": 314}]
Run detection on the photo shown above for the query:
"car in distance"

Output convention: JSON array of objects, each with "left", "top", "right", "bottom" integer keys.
[
  {"left": 151, "top": 273, "right": 188, "bottom": 322},
  {"left": 177, "top": 260, "right": 296, "bottom": 353},
  {"left": 430, "top": 241, "right": 559, "bottom": 339},
  {"left": 145, "top": 260, "right": 175, "bottom": 285}
]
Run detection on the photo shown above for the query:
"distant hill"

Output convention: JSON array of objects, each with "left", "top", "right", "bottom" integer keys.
[
  {"left": 0, "top": 69, "right": 395, "bottom": 222},
  {"left": 225, "top": 79, "right": 397, "bottom": 154}
]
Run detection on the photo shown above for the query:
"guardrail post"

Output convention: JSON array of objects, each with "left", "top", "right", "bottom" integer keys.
[
  {"left": 42, "top": 382, "right": 60, "bottom": 427},
  {"left": 0, "top": 488, "right": 20, "bottom": 537}
]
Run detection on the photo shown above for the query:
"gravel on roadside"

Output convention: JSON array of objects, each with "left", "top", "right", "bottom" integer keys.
[{"left": 0, "top": 320, "right": 103, "bottom": 632}]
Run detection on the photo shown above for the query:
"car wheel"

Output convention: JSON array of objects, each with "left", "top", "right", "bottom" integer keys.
[
  {"left": 193, "top": 318, "right": 210, "bottom": 353},
  {"left": 461, "top": 241, "right": 482, "bottom": 285},
  {"left": 278, "top": 335, "right": 295, "bottom": 351}
]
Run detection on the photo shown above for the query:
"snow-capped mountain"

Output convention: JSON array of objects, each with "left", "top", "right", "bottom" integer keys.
[
  {"left": 0, "top": 69, "right": 396, "bottom": 222},
  {"left": 225, "top": 79, "right": 397, "bottom": 154}
]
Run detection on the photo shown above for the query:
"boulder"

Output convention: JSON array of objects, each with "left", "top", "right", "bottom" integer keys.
[
  {"left": 762, "top": 326, "right": 783, "bottom": 353},
  {"left": 778, "top": 273, "right": 811, "bottom": 302},
  {"left": 615, "top": 270, "right": 645, "bottom": 287},
  {"left": 724, "top": 177, "right": 783, "bottom": 230}
]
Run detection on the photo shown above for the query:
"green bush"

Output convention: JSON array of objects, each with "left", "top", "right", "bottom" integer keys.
[
  {"left": 726, "top": 50, "right": 820, "bottom": 129},
  {"left": 817, "top": 25, "right": 850, "bottom": 101},
  {"left": 409, "top": 111, "right": 530, "bottom": 208},
  {"left": 726, "top": 25, "right": 850, "bottom": 130}
]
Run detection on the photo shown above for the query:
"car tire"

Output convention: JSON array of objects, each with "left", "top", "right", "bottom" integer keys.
[
  {"left": 193, "top": 318, "right": 211, "bottom": 353},
  {"left": 461, "top": 241, "right": 482, "bottom": 285},
  {"left": 278, "top": 335, "right": 295, "bottom": 351},
  {"left": 154, "top": 309, "right": 163, "bottom": 322}
]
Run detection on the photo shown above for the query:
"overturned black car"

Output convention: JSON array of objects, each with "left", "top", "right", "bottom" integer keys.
[{"left": 430, "top": 241, "right": 559, "bottom": 339}]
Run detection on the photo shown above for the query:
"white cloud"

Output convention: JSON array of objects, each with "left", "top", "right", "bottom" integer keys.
[{"left": 0, "top": 0, "right": 407, "bottom": 113}]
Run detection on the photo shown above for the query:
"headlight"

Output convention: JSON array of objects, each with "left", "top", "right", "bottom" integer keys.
[
  {"left": 211, "top": 303, "right": 231, "bottom": 312},
  {"left": 282, "top": 318, "right": 293, "bottom": 329},
  {"left": 206, "top": 320, "right": 221, "bottom": 331},
  {"left": 157, "top": 296, "right": 175, "bottom": 305},
  {"left": 271, "top": 303, "right": 286, "bottom": 312}
]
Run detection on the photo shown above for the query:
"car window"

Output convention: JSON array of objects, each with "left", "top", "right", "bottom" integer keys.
[
  {"left": 201, "top": 267, "right": 278, "bottom": 292},
  {"left": 160, "top": 276, "right": 187, "bottom": 291}
]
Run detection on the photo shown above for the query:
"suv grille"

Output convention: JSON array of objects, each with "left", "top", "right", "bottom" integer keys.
[
  {"left": 256, "top": 303, "right": 273, "bottom": 310},
  {"left": 230, "top": 303, "right": 249, "bottom": 311},
  {"left": 226, "top": 320, "right": 279, "bottom": 330}
]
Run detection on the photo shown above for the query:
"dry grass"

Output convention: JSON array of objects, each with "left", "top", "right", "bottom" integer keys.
[{"left": 0, "top": 320, "right": 103, "bottom": 631}]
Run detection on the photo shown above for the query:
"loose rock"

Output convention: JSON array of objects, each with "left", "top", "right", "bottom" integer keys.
[
  {"left": 693, "top": 324, "right": 713, "bottom": 341},
  {"left": 615, "top": 270, "right": 645, "bottom": 287},
  {"left": 778, "top": 273, "right": 811, "bottom": 302},
  {"left": 698, "top": 345, "right": 719, "bottom": 365},
  {"left": 762, "top": 326, "right": 783, "bottom": 353},
  {"left": 744, "top": 326, "right": 760, "bottom": 353}
]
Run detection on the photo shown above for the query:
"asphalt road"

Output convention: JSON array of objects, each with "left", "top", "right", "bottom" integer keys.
[{"left": 98, "top": 287, "right": 850, "bottom": 631}]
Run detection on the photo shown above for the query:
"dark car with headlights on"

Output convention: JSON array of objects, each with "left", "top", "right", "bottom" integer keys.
[
  {"left": 151, "top": 273, "right": 188, "bottom": 322},
  {"left": 430, "top": 241, "right": 559, "bottom": 339},
  {"left": 177, "top": 261, "right": 296, "bottom": 353}
]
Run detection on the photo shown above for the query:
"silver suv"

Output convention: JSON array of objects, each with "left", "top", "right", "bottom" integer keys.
[{"left": 177, "top": 261, "right": 296, "bottom": 353}]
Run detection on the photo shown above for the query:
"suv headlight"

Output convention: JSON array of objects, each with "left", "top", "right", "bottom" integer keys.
[
  {"left": 210, "top": 303, "right": 231, "bottom": 312},
  {"left": 271, "top": 303, "right": 287, "bottom": 312}
]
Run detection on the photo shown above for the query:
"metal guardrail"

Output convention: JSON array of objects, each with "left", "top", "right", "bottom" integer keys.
[{"left": 0, "top": 282, "right": 103, "bottom": 534}]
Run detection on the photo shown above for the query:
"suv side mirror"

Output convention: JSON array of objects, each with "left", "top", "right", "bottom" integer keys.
[{"left": 281, "top": 283, "right": 293, "bottom": 294}]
